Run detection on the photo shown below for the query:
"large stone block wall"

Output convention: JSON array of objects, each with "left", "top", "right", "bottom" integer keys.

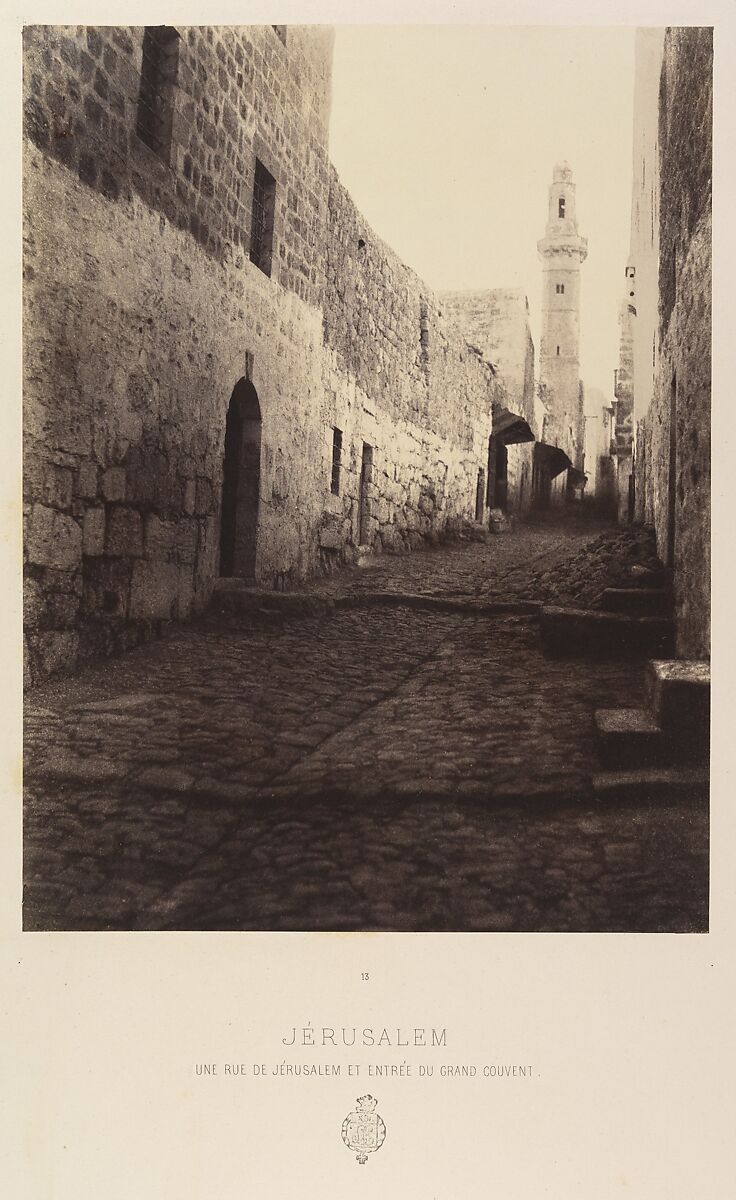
[
  {"left": 636, "top": 211, "right": 711, "bottom": 658},
  {"left": 24, "top": 25, "right": 497, "bottom": 685},
  {"left": 435, "top": 289, "right": 536, "bottom": 517},
  {"left": 24, "top": 148, "right": 328, "bottom": 682},
  {"left": 437, "top": 289, "right": 536, "bottom": 429},
  {"left": 23, "top": 25, "right": 333, "bottom": 305},
  {"left": 23, "top": 24, "right": 336, "bottom": 684},
  {"left": 319, "top": 172, "right": 496, "bottom": 549},
  {"left": 657, "top": 28, "right": 712, "bottom": 336},
  {"left": 634, "top": 26, "right": 711, "bottom": 659}
]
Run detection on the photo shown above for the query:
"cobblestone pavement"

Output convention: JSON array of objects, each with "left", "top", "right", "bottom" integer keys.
[
  {"left": 24, "top": 521, "right": 708, "bottom": 933},
  {"left": 310, "top": 517, "right": 607, "bottom": 603}
]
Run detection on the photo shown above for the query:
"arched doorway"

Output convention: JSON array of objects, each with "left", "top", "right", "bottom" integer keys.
[{"left": 219, "top": 378, "right": 261, "bottom": 579}]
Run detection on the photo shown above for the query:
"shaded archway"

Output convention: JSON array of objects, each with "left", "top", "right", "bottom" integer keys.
[
  {"left": 487, "top": 435, "right": 508, "bottom": 512},
  {"left": 219, "top": 378, "right": 262, "bottom": 579}
]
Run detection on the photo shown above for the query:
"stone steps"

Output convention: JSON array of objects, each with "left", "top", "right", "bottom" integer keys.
[
  {"left": 601, "top": 587, "right": 670, "bottom": 616},
  {"left": 206, "top": 581, "right": 335, "bottom": 622},
  {"left": 592, "top": 766, "right": 709, "bottom": 803},
  {"left": 594, "top": 707, "right": 668, "bottom": 769},
  {"left": 628, "top": 564, "right": 667, "bottom": 590},
  {"left": 646, "top": 659, "right": 710, "bottom": 749},
  {"left": 540, "top": 606, "right": 675, "bottom": 658},
  {"left": 594, "top": 658, "right": 710, "bottom": 774}
]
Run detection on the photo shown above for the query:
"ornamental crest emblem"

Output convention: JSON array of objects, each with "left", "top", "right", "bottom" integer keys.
[{"left": 341, "top": 1094, "right": 386, "bottom": 1165}]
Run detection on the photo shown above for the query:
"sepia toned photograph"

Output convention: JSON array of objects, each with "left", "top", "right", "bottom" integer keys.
[{"left": 22, "top": 22, "right": 711, "bottom": 933}]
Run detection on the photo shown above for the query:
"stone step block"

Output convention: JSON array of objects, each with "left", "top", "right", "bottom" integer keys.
[
  {"left": 628, "top": 564, "right": 667, "bottom": 589},
  {"left": 337, "top": 593, "right": 542, "bottom": 617},
  {"left": 207, "top": 582, "right": 334, "bottom": 622},
  {"left": 591, "top": 765, "right": 709, "bottom": 804},
  {"left": 594, "top": 707, "right": 666, "bottom": 769},
  {"left": 646, "top": 659, "right": 710, "bottom": 751},
  {"left": 601, "top": 587, "right": 670, "bottom": 616},
  {"left": 540, "top": 606, "right": 675, "bottom": 658}
]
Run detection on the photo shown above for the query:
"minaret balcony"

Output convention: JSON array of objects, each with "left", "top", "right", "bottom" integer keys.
[{"left": 537, "top": 234, "right": 588, "bottom": 261}]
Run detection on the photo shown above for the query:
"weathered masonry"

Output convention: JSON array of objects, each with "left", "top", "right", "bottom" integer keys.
[
  {"left": 439, "top": 288, "right": 538, "bottom": 518},
  {"left": 628, "top": 27, "right": 711, "bottom": 658},
  {"left": 23, "top": 25, "right": 498, "bottom": 684}
]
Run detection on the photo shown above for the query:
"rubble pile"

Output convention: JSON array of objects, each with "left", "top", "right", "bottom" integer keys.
[{"left": 534, "top": 526, "right": 661, "bottom": 609}]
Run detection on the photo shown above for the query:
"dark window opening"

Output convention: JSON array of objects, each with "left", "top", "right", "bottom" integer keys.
[
  {"left": 330, "top": 427, "right": 342, "bottom": 495},
  {"left": 250, "top": 159, "right": 277, "bottom": 277},
  {"left": 272, "top": 26, "right": 287, "bottom": 45},
  {"left": 558, "top": 197, "right": 566, "bottom": 218},
  {"left": 136, "top": 27, "right": 180, "bottom": 161},
  {"left": 556, "top": 283, "right": 565, "bottom": 294},
  {"left": 556, "top": 345, "right": 560, "bottom": 356},
  {"left": 357, "top": 238, "right": 366, "bottom": 249}
]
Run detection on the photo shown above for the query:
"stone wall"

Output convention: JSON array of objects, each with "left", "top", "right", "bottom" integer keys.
[
  {"left": 320, "top": 173, "right": 497, "bottom": 555},
  {"left": 438, "top": 289, "right": 536, "bottom": 428},
  {"left": 634, "top": 26, "right": 712, "bottom": 659},
  {"left": 23, "top": 24, "right": 337, "bottom": 684},
  {"left": 437, "top": 288, "right": 536, "bottom": 516},
  {"left": 23, "top": 24, "right": 497, "bottom": 685},
  {"left": 23, "top": 25, "right": 334, "bottom": 303}
]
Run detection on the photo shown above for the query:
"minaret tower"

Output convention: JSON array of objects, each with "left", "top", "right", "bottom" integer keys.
[{"left": 537, "top": 161, "right": 588, "bottom": 467}]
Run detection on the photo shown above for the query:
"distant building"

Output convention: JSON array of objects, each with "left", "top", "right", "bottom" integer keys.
[
  {"left": 535, "top": 161, "right": 588, "bottom": 504},
  {"left": 611, "top": 285, "right": 635, "bottom": 522},
  {"left": 583, "top": 387, "right": 616, "bottom": 515}
]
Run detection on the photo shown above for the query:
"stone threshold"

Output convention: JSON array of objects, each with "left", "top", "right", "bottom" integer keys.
[
  {"left": 334, "top": 593, "right": 542, "bottom": 616},
  {"left": 207, "top": 584, "right": 542, "bottom": 621}
]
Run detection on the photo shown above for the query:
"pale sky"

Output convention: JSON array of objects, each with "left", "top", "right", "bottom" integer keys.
[{"left": 329, "top": 25, "right": 637, "bottom": 402}]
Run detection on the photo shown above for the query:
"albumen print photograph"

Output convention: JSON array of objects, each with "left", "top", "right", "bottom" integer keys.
[{"left": 22, "top": 23, "right": 711, "bottom": 932}]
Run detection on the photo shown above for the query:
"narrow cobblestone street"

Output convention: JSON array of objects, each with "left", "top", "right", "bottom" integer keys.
[{"left": 24, "top": 521, "right": 708, "bottom": 932}]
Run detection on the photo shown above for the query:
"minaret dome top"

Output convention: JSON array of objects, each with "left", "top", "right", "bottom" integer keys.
[{"left": 553, "top": 160, "right": 573, "bottom": 182}]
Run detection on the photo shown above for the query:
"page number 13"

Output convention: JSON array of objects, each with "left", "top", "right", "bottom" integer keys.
[{"left": 361, "top": 972, "right": 369, "bottom": 981}]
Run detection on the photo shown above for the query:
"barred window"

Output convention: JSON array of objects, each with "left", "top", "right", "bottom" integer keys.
[
  {"left": 250, "top": 159, "right": 277, "bottom": 277},
  {"left": 136, "top": 27, "right": 180, "bottom": 161},
  {"left": 330, "top": 428, "right": 343, "bottom": 495},
  {"left": 558, "top": 197, "right": 566, "bottom": 218},
  {"left": 556, "top": 283, "right": 565, "bottom": 294}
]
